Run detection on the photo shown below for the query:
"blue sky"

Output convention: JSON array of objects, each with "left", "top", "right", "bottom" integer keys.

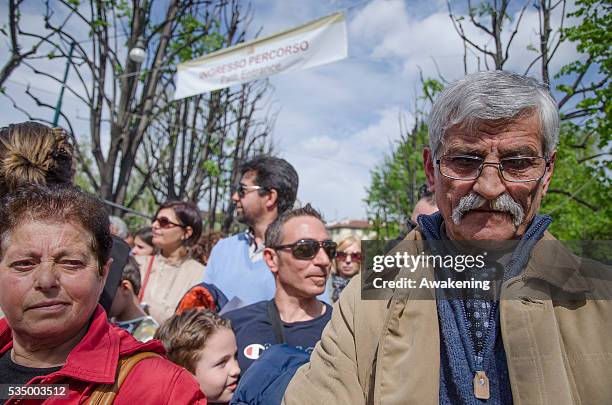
[{"left": 0, "top": 0, "right": 580, "bottom": 221}]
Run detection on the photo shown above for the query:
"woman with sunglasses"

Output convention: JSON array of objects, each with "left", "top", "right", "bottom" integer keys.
[
  {"left": 330, "top": 236, "right": 361, "bottom": 302},
  {"left": 137, "top": 201, "right": 204, "bottom": 323}
]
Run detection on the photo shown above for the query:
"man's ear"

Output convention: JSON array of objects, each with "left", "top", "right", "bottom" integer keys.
[
  {"left": 265, "top": 189, "right": 278, "bottom": 209},
  {"left": 540, "top": 150, "right": 556, "bottom": 196},
  {"left": 423, "top": 148, "right": 436, "bottom": 189},
  {"left": 264, "top": 247, "right": 279, "bottom": 275}
]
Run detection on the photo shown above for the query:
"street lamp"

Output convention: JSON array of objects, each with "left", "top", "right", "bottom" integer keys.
[{"left": 129, "top": 36, "right": 146, "bottom": 64}]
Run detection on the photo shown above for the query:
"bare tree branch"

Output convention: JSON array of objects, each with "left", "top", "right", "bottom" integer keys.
[{"left": 548, "top": 189, "right": 599, "bottom": 211}]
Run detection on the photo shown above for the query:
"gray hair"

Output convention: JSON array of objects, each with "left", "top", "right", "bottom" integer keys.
[
  {"left": 428, "top": 71, "right": 559, "bottom": 157},
  {"left": 109, "top": 215, "right": 128, "bottom": 239}
]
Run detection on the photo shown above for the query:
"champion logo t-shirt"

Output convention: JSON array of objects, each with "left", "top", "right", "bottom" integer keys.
[{"left": 225, "top": 300, "right": 332, "bottom": 371}]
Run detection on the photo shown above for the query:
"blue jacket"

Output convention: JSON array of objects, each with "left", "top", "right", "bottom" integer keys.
[{"left": 231, "top": 344, "right": 309, "bottom": 405}]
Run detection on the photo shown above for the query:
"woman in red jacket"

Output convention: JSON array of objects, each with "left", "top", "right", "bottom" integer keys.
[{"left": 0, "top": 185, "right": 206, "bottom": 404}]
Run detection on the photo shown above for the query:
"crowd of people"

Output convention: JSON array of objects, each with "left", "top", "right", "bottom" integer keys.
[
  {"left": 0, "top": 70, "right": 609, "bottom": 405},
  {"left": 0, "top": 121, "right": 362, "bottom": 404}
]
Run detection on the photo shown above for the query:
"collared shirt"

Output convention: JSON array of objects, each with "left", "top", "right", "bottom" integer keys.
[
  {"left": 245, "top": 230, "right": 265, "bottom": 261},
  {"left": 204, "top": 232, "right": 276, "bottom": 305}
]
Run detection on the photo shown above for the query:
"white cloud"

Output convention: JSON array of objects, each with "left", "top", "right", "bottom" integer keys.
[
  {"left": 350, "top": 0, "right": 471, "bottom": 80},
  {"left": 298, "top": 135, "right": 341, "bottom": 156},
  {"left": 349, "top": 0, "right": 580, "bottom": 82},
  {"left": 279, "top": 106, "right": 409, "bottom": 220}
]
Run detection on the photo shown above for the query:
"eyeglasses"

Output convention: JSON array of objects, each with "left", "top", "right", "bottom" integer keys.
[
  {"left": 152, "top": 216, "right": 184, "bottom": 229},
  {"left": 336, "top": 252, "right": 362, "bottom": 261},
  {"left": 234, "top": 183, "right": 267, "bottom": 198},
  {"left": 271, "top": 239, "right": 337, "bottom": 260},
  {"left": 436, "top": 155, "right": 550, "bottom": 182}
]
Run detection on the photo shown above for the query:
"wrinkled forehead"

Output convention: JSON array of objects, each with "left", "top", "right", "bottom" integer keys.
[
  {"left": 1, "top": 218, "right": 96, "bottom": 259},
  {"left": 440, "top": 115, "right": 545, "bottom": 155}
]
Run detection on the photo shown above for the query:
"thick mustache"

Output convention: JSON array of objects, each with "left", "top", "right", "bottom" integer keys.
[{"left": 452, "top": 192, "right": 524, "bottom": 227}]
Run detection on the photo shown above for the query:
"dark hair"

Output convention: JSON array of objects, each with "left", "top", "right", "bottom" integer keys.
[
  {"left": 191, "top": 231, "right": 224, "bottom": 266},
  {"left": 0, "top": 185, "right": 112, "bottom": 273},
  {"left": 120, "top": 256, "right": 142, "bottom": 295},
  {"left": 154, "top": 309, "right": 232, "bottom": 373},
  {"left": 0, "top": 122, "right": 74, "bottom": 194},
  {"left": 154, "top": 201, "right": 203, "bottom": 246},
  {"left": 265, "top": 203, "right": 324, "bottom": 248},
  {"left": 418, "top": 184, "right": 435, "bottom": 203},
  {"left": 134, "top": 227, "right": 154, "bottom": 247},
  {"left": 240, "top": 155, "right": 299, "bottom": 214}
]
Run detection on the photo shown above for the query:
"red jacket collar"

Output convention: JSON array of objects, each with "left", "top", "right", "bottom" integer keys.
[{"left": 0, "top": 305, "right": 165, "bottom": 384}]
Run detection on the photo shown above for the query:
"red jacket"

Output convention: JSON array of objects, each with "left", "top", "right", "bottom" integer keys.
[{"left": 0, "top": 306, "right": 207, "bottom": 405}]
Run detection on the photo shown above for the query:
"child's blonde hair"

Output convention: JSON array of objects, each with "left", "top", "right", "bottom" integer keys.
[{"left": 154, "top": 309, "right": 231, "bottom": 373}]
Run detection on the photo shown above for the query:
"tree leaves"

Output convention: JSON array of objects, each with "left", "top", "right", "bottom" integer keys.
[{"left": 541, "top": 123, "right": 611, "bottom": 239}]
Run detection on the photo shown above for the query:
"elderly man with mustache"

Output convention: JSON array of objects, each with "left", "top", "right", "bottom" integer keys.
[{"left": 283, "top": 71, "right": 611, "bottom": 405}]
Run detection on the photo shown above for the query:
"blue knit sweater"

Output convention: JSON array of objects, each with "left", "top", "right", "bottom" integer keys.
[{"left": 418, "top": 212, "right": 552, "bottom": 404}]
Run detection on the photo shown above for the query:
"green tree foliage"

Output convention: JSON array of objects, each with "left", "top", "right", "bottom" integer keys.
[
  {"left": 546, "top": 0, "right": 611, "bottom": 240},
  {"left": 365, "top": 78, "right": 442, "bottom": 239},
  {"left": 557, "top": 0, "right": 611, "bottom": 146},
  {"left": 541, "top": 123, "right": 611, "bottom": 240},
  {"left": 365, "top": 119, "right": 429, "bottom": 239}
]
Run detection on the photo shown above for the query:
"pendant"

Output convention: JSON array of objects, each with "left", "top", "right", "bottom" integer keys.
[{"left": 473, "top": 370, "right": 490, "bottom": 400}]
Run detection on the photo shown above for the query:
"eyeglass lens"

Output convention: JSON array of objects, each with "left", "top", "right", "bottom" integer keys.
[
  {"left": 336, "top": 252, "right": 362, "bottom": 261},
  {"left": 154, "top": 216, "right": 177, "bottom": 228},
  {"left": 235, "top": 184, "right": 258, "bottom": 198},
  {"left": 291, "top": 240, "right": 337, "bottom": 260},
  {"left": 440, "top": 156, "right": 546, "bottom": 181},
  {"left": 234, "top": 184, "right": 245, "bottom": 197}
]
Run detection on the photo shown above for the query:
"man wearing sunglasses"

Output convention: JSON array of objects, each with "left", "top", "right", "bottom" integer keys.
[
  {"left": 284, "top": 71, "right": 611, "bottom": 404},
  {"left": 203, "top": 155, "right": 299, "bottom": 306},
  {"left": 225, "top": 204, "right": 335, "bottom": 372}
]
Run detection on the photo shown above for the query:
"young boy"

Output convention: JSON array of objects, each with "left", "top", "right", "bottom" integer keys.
[
  {"left": 155, "top": 310, "right": 240, "bottom": 404},
  {"left": 109, "top": 256, "right": 159, "bottom": 342}
]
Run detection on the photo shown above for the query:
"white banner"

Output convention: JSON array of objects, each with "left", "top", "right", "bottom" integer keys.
[{"left": 174, "top": 12, "right": 347, "bottom": 100}]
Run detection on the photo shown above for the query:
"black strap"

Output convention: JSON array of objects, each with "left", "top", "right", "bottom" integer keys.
[{"left": 267, "top": 300, "right": 287, "bottom": 344}]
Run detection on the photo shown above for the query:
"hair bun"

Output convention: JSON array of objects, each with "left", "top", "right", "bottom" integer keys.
[
  {"left": 0, "top": 121, "right": 74, "bottom": 194},
  {"left": 1, "top": 147, "right": 51, "bottom": 187}
]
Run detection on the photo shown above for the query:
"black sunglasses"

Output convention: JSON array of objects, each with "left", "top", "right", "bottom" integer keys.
[
  {"left": 234, "top": 183, "right": 268, "bottom": 198},
  {"left": 152, "top": 216, "right": 184, "bottom": 229},
  {"left": 336, "top": 251, "right": 362, "bottom": 261},
  {"left": 271, "top": 239, "right": 337, "bottom": 260}
]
